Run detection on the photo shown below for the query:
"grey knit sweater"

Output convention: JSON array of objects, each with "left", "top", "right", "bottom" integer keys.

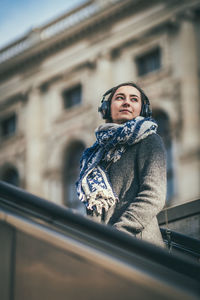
[{"left": 87, "top": 133, "right": 167, "bottom": 247}]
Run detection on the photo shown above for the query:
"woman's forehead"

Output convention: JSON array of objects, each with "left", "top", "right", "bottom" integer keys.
[{"left": 114, "top": 85, "right": 141, "bottom": 97}]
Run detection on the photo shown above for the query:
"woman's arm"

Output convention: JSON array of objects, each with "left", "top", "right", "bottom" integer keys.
[{"left": 113, "top": 134, "right": 167, "bottom": 235}]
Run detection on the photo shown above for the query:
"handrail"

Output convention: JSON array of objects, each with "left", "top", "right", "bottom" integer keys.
[{"left": 0, "top": 180, "right": 200, "bottom": 283}]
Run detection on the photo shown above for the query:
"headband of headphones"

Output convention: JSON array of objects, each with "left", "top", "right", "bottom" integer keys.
[{"left": 98, "top": 85, "right": 152, "bottom": 120}]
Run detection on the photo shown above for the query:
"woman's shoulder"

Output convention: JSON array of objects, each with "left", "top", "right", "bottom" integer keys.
[
  {"left": 126, "top": 133, "right": 165, "bottom": 156},
  {"left": 135, "top": 133, "right": 166, "bottom": 155},
  {"left": 139, "top": 133, "right": 166, "bottom": 157},
  {"left": 144, "top": 132, "right": 164, "bottom": 144}
]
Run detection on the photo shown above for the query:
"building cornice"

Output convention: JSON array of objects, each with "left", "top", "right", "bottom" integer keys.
[
  {"left": 0, "top": 92, "right": 29, "bottom": 111},
  {"left": 0, "top": 0, "right": 134, "bottom": 77},
  {"left": 0, "top": 0, "right": 199, "bottom": 82},
  {"left": 39, "top": 59, "right": 96, "bottom": 92}
]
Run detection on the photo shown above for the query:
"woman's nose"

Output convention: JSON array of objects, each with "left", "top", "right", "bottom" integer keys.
[{"left": 122, "top": 98, "right": 130, "bottom": 106}]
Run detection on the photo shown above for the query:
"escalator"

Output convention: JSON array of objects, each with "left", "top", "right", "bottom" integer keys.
[{"left": 0, "top": 181, "right": 199, "bottom": 300}]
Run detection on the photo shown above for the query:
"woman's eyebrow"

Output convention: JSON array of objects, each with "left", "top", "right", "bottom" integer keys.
[
  {"left": 130, "top": 94, "right": 139, "bottom": 98},
  {"left": 115, "top": 93, "right": 140, "bottom": 98},
  {"left": 115, "top": 93, "right": 125, "bottom": 96}
]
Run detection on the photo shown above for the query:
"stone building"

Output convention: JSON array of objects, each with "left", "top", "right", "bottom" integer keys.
[{"left": 0, "top": 0, "right": 199, "bottom": 213}]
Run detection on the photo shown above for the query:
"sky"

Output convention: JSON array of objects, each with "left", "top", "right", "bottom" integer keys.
[{"left": 0, "top": 0, "right": 86, "bottom": 49}]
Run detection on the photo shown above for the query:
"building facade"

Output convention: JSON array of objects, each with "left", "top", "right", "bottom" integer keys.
[{"left": 0, "top": 0, "right": 199, "bottom": 212}]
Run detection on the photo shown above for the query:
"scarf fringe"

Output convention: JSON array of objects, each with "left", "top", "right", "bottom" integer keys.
[{"left": 86, "top": 190, "right": 118, "bottom": 215}]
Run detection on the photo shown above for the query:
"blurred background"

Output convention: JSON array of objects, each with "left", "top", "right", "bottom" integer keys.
[{"left": 0, "top": 0, "right": 199, "bottom": 213}]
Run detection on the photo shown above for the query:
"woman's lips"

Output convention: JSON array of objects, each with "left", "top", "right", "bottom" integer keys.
[{"left": 119, "top": 109, "right": 132, "bottom": 113}]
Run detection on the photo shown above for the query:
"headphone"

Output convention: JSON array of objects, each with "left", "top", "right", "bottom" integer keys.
[{"left": 98, "top": 86, "right": 152, "bottom": 120}]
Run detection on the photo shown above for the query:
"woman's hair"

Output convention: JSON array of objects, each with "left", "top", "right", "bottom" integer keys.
[
  {"left": 107, "top": 81, "right": 149, "bottom": 104},
  {"left": 103, "top": 82, "right": 150, "bottom": 122}
]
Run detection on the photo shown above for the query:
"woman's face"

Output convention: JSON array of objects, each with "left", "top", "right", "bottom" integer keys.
[{"left": 110, "top": 85, "right": 142, "bottom": 124}]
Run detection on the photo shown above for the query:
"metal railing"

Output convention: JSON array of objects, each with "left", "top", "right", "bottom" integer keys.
[
  {"left": 161, "top": 227, "right": 200, "bottom": 262},
  {"left": 0, "top": 180, "right": 199, "bottom": 279}
]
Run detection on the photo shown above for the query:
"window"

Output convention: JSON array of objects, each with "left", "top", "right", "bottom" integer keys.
[
  {"left": 63, "top": 141, "right": 85, "bottom": 214},
  {"left": 136, "top": 47, "right": 161, "bottom": 76},
  {"left": 153, "top": 110, "right": 174, "bottom": 204},
  {"left": 0, "top": 113, "right": 17, "bottom": 139},
  {"left": 62, "top": 84, "right": 82, "bottom": 109},
  {"left": 1, "top": 166, "right": 20, "bottom": 187}
]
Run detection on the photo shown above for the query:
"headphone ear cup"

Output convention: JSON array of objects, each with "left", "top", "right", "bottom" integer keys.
[
  {"left": 98, "top": 99, "right": 111, "bottom": 119},
  {"left": 145, "top": 103, "right": 152, "bottom": 117},
  {"left": 98, "top": 87, "right": 115, "bottom": 120},
  {"left": 140, "top": 103, "right": 145, "bottom": 117},
  {"left": 147, "top": 105, "right": 152, "bottom": 117},
  {"left": 144, "top": 104, "right": 149, "bottom": 117},
  {"left": 141, "top": 103, "right": 152, "bottom": 118}
]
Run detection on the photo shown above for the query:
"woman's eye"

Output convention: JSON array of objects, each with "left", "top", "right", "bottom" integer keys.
[
  {"left": 131, "top": 98, "right": 138, "bottom": 102},
  {"left": 116, "top": 96, "right": 124, "bottom": 100}
]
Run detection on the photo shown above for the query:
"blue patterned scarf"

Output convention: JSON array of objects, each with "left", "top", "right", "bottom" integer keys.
[{"left": 76, "top": 117, "right": 157, "bottom": 215}]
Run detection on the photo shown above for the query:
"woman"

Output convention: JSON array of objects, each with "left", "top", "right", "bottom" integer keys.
[{"left": 76, "top": 82, "right": 167, "bottom": 247}]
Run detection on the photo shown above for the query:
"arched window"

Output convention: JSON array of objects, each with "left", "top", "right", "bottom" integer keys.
[
  {"left": 153, "top": 110, "right": 174, "bottom": 204},
  {"left": 63, "top": 141, "right": 85, "bottom": 214},
  {"left": 0, "top": 165, "right": 20, "bottom": 187}
]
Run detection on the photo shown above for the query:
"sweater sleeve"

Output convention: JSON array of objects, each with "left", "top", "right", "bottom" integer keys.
[{"left": 113, "top": 134, "right": 167, "bottom": 235}]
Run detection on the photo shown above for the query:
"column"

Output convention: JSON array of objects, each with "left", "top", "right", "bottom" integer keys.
[
  {"left": 177, "top": 16, "right": 200, "bottom": 202},
  {"left": 25, "top": 87, "right": 44, "bottom": 197},
  {"left": 179, "top": 18, "right": 199, "bottom": 149},
  {"left": 112, "top": 52, "right": 135, "bottom": 84},
  {"left": 88, "top": 53, "right": 113, "bottom": 127},
  {"left": 94, "top": 53, "right": 113, "bottom": 95}
]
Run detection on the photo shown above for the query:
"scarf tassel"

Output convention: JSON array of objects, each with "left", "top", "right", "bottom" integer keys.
[{"left": 86, "top": 190, "right": 118, "bottom": 215}]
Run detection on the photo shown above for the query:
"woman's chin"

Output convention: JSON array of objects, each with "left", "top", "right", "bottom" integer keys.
[{"left": 113, "top": 118, "right": 131, "bottom": 124}]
